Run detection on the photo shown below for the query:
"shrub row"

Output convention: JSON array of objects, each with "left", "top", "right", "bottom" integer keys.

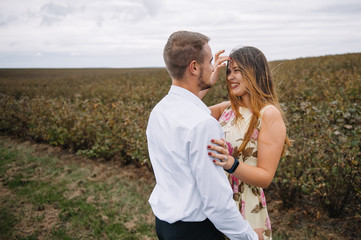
[{"left": 0, "top": 54, "right": 360, "bottom": 217}]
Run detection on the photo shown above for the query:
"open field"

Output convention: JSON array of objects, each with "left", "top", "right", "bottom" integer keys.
[
  {"left": 0, "top": 136, "right": 156, "bottom": 240},
  {"left": 0, "top": 135, "right": 359, "bottom": 239},
  {"left": 0, "top": 53, "right": 360, "bottom": 239}
]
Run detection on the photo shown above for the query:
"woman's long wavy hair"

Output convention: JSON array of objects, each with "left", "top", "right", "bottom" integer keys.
[{"left": 227, "top": 46, "right": 291, "bottom": 155}]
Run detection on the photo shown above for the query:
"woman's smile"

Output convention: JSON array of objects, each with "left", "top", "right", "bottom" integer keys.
[{"left": 229, "top": 82, "right": 239, "bottom": 89}]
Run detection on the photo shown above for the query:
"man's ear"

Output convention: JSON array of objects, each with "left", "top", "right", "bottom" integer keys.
[{"left": 189, "top": 60, "right": 199, "bottom": 76}]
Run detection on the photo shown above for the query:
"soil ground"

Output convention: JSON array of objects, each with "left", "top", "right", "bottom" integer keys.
[{"left": 0, "top": 135, "right": 360, "bottom": 240}]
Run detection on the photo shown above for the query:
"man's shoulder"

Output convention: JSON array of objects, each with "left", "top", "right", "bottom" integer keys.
[
  {"left": 190, "top": 110, "right": 218, "bottom": 126},
  {"left": 180, "top": 101, "right": 218, "bottom": 128},
  {"left": 149, "top": 93, "right": 220, "bottom": 130}
]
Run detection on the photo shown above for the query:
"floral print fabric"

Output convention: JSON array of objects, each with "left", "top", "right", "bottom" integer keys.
[{"left": 219, "top": 105, "right": 273, "bottom": 239}]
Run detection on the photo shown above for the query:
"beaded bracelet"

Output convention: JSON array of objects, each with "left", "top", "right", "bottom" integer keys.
[{"left": 225, "top": 157, "right": 239, "bottom": 174}]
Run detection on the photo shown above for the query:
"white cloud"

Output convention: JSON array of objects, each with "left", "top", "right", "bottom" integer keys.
[{"left": 0, "top": 0, "right": 360, "bottom": 67}]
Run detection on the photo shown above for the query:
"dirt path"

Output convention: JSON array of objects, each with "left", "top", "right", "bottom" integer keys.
[
  {"left": 0, "top": 135, "right": 359, "bottom": 240},
  {"left": 0, "top": 135, "right": 155, "bottom": 239}
]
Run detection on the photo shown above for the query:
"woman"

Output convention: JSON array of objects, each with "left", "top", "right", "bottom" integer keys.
[{"left": 201, "top": 46, "right": 291, "bottom": 240}]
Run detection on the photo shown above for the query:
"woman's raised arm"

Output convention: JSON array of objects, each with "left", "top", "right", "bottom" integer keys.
[{"left": 198, "top": 50, "right": 228, "bottom": 100}]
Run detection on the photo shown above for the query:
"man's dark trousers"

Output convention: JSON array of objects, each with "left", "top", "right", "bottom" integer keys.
[{"left": 155, "top": 217, "right": 225, "bottom": 240}]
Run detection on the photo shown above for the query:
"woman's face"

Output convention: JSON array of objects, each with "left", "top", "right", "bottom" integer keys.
[{"left": 226, "top": 61, "right": 248, "bottom": 97}]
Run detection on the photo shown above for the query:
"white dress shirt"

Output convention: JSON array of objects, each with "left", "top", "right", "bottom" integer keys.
[{"left": 146, "top": 85, "right": 258, "bottom": 240}]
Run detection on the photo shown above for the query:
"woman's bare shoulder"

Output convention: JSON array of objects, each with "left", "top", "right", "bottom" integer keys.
[{"left": 261, "top": 105, "right": 283, "bottom": 123}]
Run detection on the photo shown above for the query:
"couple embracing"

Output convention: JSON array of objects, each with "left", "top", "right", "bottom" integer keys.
[{"left": 146, "top": 31, "right": 291, "bottom": 240}]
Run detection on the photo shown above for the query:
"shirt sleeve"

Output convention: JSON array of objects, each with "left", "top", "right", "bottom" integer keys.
[{"left": 187, "top": 118, "right": 258, "bottom": 240}]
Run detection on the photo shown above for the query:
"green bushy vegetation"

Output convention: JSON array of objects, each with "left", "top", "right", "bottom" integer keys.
[
  {"left": 0, "top": 53, "right": 360, "bottom": 219},
  {"left": 270, "top": 54, "right": 361, "bottom": 217},
  {"left": 0, "top": 141, "right": 156, "bottom": 239}
]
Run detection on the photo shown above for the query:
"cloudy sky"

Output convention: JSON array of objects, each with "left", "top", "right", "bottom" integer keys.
[{"left": 1, "top": 0, "right": 360, "bottom": 68}]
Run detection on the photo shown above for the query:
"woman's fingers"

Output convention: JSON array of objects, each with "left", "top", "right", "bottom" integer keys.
[
  {"left": 213, "top": 50, "right": 229, "bottom": 71},
  {"left": 209, "top": 139, "right": 236, "bottom": 170},
  {"left": 217, "top": 55, "right": 229, "bottom": 62},
  {"left": 208, "top": 139, "right": 229, "bottom": 165},
  {"left": 208, "top": 144, "right": 227, "bottom": 155},
  {"left": 215, "top": 62, "right": 226, "bottom": 71},
  {"left": 211, "top": 138, "right": 224, "bottom": 146},
  {"left": 214, "top": 50, "right": 225, "bottom": 60},
  {"left": 211, "top": 138, "right": 227, "bottom": 148},
  {"left": 215, "top": 56, "right": 228, "bottom": 68},
  {"left": 208, "top": 150, "right": 227, "bottom": 160},
  {"left": 213, "top": 159, "right": 227, "bottom": 167}
]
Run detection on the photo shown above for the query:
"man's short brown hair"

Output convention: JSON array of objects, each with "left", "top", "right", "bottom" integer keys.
[{"left": 163, "top": 31, "right": 210, "bottom": 80}]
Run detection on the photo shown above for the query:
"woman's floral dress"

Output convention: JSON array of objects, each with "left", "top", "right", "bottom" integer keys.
[{"left": 219, "top": 105, "right": 273, "bottom": 239}]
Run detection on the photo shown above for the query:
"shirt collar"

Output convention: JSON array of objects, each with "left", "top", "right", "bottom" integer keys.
[{"left": 169, "top": 85, "right": 211, "bottom": 114}]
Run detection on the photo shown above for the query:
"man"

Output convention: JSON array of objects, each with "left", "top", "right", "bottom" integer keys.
[{"left": 146, "top": 31, "right": 258, "bottom": 240}]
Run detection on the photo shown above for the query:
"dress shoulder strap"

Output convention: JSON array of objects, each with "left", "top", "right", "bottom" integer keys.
[
  {"left": 260, "top": 105, "right": 275, "bottom": 117},
  {"left": 225, "top": 103, "right": 232, "bottom": 110},
  {"left": 256, "top": 105, "right": 276, "bottom": 130}
]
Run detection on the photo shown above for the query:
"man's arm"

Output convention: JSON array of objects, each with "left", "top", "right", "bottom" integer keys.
[{"left": 187, "top": 118, "right": 258, "bottom": 240}]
